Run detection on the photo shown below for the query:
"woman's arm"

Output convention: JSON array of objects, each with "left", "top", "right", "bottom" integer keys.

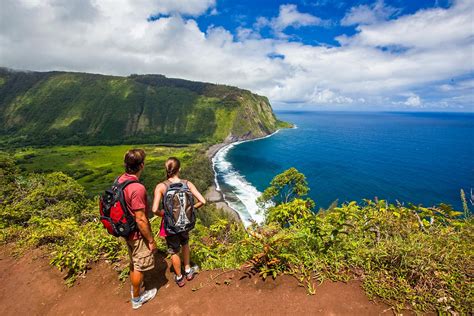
[
  {"left": 152, "top": 183, "right": 166, "bottom": 216},
  {"left": 187, "top": 181, "right": 206, "bottom": 209}
]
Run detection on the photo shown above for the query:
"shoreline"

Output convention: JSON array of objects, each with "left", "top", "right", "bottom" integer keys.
[
  {"left": 205, "top": 142, "right": 242, "bottom": 223},
  {"left": 204, "top": 130, "right": 282, "bottom": 224},
  {"left": 204, "top": 184, "right": 242, "bottom": 222}
]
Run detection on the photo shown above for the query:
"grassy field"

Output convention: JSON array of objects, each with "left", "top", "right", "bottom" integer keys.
[{"left": 14, "top": 144, "right": 208, "bottom": 195}]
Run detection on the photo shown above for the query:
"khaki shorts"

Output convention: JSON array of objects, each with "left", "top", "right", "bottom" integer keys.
[{"left": 126, "top": 238, "right": 155, "bottom": 272}]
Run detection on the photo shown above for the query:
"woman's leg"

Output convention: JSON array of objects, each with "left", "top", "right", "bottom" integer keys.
[
  {"left": 182, "top": 243, "right": 191, "bottom": 271},
  {"left": 170, "top": 253, "right": 182, "bottom": 277}
]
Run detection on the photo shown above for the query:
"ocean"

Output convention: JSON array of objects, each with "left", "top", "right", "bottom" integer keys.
[{"left": 213, "top": 111, "right": 474, "bottom": 225}]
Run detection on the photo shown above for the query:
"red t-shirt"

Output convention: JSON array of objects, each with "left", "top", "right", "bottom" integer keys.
[{"left": 118, "top": 173, "right": 147, "bottom": 240}]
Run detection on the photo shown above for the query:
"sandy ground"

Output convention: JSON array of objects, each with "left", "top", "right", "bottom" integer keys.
[
  {"left": 205, "top": 143, "right": 229, "bottom": 160},
  {"left": 0, "top": 246, "right": 396, "bottom": 316},
  {"left": 204, "top": 184, "right": 241, "bottom": 222}
]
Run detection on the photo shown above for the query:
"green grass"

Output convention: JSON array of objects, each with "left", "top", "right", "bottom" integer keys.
[{"left": 14, "top": 144, "right": 206, "bottom": 195}]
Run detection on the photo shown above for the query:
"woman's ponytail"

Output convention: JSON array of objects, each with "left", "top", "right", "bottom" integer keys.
[{"left": 165, "top": 157, "right": 180, "bottom": 179}]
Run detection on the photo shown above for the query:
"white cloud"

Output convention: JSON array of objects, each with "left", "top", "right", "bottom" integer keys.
[
  {"left": 439, "top": 79, "right": 474, "bottom": 91},
  {"left": 310, "top": 88, "right": 354, "bottom": 104},
  {"left": 153, "top": 0, "right": 216, "bottom": 16},
  {"left": 341, "top": 0, "right": 399, "bottom": 26},
  {"left": 255, "top": 4, "right": 325, "bottom": 38},
  {"left": 0, "top": 0, "right": 472, "bottom": 110},
  {"left": 235, "top": 27, "right": 261, "bottom": 41},
  {"left": 404, "top": 93, "right": 422, "bottom": 107},
  {"left": 341, "top": 0, "right": 473, "bottom": 49},
  {"left": 273, "top": 4, "right": 324, "bottom": 29}
]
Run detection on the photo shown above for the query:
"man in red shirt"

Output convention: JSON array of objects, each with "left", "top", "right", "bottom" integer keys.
[{"left": 118, "top": 149, "right": 157, "bottom": 309}]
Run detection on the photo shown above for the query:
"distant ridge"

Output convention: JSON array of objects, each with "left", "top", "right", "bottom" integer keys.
[{"left": 0, "top": 68, "right": 286, "bottom": 146}]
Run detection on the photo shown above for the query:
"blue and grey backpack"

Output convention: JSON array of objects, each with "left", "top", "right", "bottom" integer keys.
[{"left": 163, "top": 180, "right": 196, "bottom": 235}]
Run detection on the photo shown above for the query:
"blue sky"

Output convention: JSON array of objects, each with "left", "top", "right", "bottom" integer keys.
[
  {"left": 194, "top": 0, "right": 452, "bottom": 46},
  {"left": 1, "top": 0, "right": 472, "bottom": 111}
]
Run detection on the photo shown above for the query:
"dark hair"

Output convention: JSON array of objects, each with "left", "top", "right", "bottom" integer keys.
[
  {"left": 165, "top": 157, "right": 180, "bottom": 178},
  {"left": 124, "top": 149, "right": 146, "bottom": 174}
]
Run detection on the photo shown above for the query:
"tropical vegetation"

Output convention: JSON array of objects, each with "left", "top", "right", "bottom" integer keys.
[
  {"left": 0, "top": 68, "right": 289, "bottom": 147},
  {"left": 1, "top": 152, "right": 472, "bottom": 314}
]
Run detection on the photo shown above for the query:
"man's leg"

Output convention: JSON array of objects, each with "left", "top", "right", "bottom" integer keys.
[
  {"left": 130, "top": 269, "right": 143, "bottom": 298},
  {"left": 128, "top": 239, "right": 157, "bottom": 308},
  {"left": 127, "top": 240, "right": 143, "bottom": 298}
]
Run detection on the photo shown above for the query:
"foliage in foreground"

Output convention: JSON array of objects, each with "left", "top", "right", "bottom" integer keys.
[
  {"left": 1, "top": 153, "right": 472, "bottom": 314},
  {"left": 0, "top": 149, "right": 214, "bottom": 285},
  {"left": 189, "top": 168, "right": 473, "bottom": 314}
]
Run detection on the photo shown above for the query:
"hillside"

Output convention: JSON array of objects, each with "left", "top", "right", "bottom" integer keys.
[{"left": 0, "top": 68, "right": 285, "bottom": 146}]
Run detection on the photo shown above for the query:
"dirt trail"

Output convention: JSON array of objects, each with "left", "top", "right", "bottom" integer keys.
[{"left": 0, "top": 247, "right": 392, "bottom": 315}]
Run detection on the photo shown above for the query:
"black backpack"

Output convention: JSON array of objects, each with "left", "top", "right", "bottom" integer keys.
[
  {"left": 99, "top": 178, "right": 138, "bottom": 237},
  {"left": 163, "top": 180, "right": 196, "bottom": 235}
]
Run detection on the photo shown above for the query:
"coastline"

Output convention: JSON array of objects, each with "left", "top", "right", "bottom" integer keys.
[
  {"left": 204, "top": 130, "right": 282, "bottom": 225},
  {"left": 204, "top": 184, "right": 242, "bottom": 222},
  {"left": 205, "top": 142, "right": 242, "bottom": 222}
]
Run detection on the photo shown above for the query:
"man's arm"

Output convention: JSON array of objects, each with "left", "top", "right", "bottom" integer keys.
[{"left": 134, "top": 209, "right": 156, "bottom": 251}]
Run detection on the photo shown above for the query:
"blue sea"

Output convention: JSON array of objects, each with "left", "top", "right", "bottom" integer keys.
[{"left": 213, "top": 111, "right": 474, "bottom": 225}]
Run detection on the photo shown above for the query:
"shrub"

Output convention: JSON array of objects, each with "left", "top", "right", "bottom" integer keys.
[
  {"left": 0, "top": 172, "right": 88, "bottom": 226},
  {"left": 0, "top": 152, "right": 20, "bottom": 211},
  {"left": 190, "top": 218, "right": 249, "bottom": 270},
  {"left": 50, "top": 220, "right": 126, "bottom": 285},
  {"left": 193, "top": 168, "right": 473, "bottom": 314}
]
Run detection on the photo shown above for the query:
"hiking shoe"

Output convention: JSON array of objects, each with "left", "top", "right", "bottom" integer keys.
[
  {"left": 131, "top": 288, "right": 157, "bottom": 309},
  {"left": 185, "top": 266, "right": 197, "bottom": 281},
  {"left": 175, "top": 275, "right": 185, "bottom": 287}
]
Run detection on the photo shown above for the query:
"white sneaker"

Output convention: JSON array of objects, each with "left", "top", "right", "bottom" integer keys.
[{"left": 131, "top": 288, "right": 157, "bottom": 309}]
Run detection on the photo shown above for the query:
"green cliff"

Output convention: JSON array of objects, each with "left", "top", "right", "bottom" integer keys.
[{"left": 0, "top": 68, "right": 286, "bottom": 146}]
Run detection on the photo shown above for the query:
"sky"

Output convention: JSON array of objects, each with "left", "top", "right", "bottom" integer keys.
[{"left": 0, "top": 0, "right": 473, "bottom": 111}]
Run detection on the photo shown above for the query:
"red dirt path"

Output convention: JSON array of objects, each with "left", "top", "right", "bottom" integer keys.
[{"left": 0, "top": 247, "right": 393, "bottom": 315}]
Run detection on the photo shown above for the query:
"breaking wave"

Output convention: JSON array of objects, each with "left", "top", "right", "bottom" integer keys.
[{"left": 211, "top": 131, "right": 280, "bottom": 227}]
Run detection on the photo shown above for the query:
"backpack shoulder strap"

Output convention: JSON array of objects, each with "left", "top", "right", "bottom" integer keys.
[
  {"left": 113, "top": 176, "right": 120, "bottom": 185},
  {"left": 181, "top": 179, "right": 190, "bottom": 189},
  {"left": 117, "top": 179, "right": 139, "bottom": 190}
]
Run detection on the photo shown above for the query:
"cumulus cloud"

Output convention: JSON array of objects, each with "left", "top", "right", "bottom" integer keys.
[
  {"left": 255, "top": 4, "right": 326, "bottom": 38},
  {"left": 341, "top": 0, "right": 399, "bottom": 26},
  {"left": 0, "top": 0, "right": 472, "bottom": 110},
  {"left": 152, "top": 0, "right": 216, "bottom": 16},
  {"left": 340, "top": 1, "right": 473, "bottom": 50},
  {"left": 404, "top": 93, "right": 422, "bottom": 107}
]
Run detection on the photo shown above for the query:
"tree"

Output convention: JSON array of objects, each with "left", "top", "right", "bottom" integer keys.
[
  {"left": 257, "top": 167, "right": 310, "bottom": 206},
  {"left": 265, "top": 198, "right": 315, "bottom": 227},
  {"left": 258, "top": 168, "right": 315, "bottom": 227}
]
